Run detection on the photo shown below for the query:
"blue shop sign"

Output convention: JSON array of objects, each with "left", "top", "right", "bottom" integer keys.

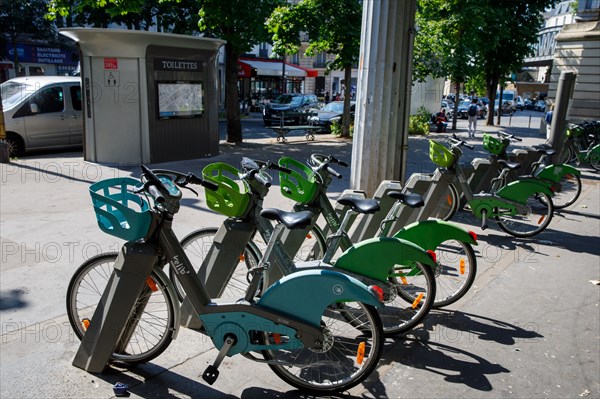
[{"left": 6, "top": 44, "right": 78, "bottom": 65}]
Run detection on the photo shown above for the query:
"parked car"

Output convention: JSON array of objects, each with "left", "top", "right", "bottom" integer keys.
[
  {"left": 515, "top": 96, "right": 525, "bottom": 111},
  {"left": 456, "top": 101, "right": 487, "bottom": 119},
  {"left": 262, "top": 93, "right": 320, "bottom": 126},
  {"left": 535, "top": 100, "right": 547, "bottom": 112},
  {"left": 524, "top": 98, "right": 536, "bottom": 110},
  {"left": 308, "top": 101, "right": 355, "bottom": 133},
  {"left": 1, "top": 76, "right": 82, "bottom": 157},
  {"left": 493, "top": 99, "right": 514, "bottom": 115}
]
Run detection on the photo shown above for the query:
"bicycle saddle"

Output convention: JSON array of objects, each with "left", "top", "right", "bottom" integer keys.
[
  {"left": 260, "top": 208, "right": 313, "bottom": 230},
  {"left": 533, "top": 146, "right": 555, "bottom": 156},
  {"left": 497, "top": 159, "right": 521, "bottom": 170},
  {"left": 337, "top": 195, "right": 380, "bottom": 214},
  {"left": 387, "top": 191, "right": 424, "bottom": 208}
]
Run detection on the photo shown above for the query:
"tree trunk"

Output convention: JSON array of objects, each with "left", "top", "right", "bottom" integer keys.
[
  {"left": 11, "top": 37, "right": 20, "bottom": 77},
  {"left": 341, "top": 64, "right": 353, "bottom": 138},
  {"left": 485, "top": 75, "right": 499, "bottom": 126},
  {"left": 451, "top": 80, "right": 460, "bottom": 130},
  {"left": 496, "top": 85, "right": 504, "bottom": 125},
  {"left": 224, "top": 43, "right": 242, "bottom": 143}
]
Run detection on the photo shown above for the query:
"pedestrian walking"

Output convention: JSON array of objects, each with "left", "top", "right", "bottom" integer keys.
[
  {"left": 325, "top": 91, "right": 330, "bottom": 103},
  {"left": 467, "top": 98, "right": 479, "bottom": 138}
]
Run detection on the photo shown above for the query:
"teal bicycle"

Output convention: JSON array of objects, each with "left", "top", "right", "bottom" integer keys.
[{"left": 66, "top": 165, "right": 384, "bottom": 394}]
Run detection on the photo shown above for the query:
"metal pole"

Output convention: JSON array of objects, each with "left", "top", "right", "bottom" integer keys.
[{"left": 549, "top": 71, "right": 576, "bottom": 156}]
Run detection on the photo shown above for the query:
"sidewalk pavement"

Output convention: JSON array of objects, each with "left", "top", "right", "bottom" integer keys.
[{"left": 1, "top": 121, "right": 598, "bottom": 398}]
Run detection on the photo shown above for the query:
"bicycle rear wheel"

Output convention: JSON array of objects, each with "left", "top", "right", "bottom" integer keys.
[
  {"left": 589, "top": 152, "right": 600, "bottom": 171},
  {"left": 384, "top": 261, "right": 436, "bottom": 334},
  {"left": 496, "top": 192, "right": 554, "bottom": 237},
  {"left": 263, "top": 302, "right": 383, "bottom": 395},
  {"left": 432, "top": 240, "right": 477, "bottom": 308},
  {"left": 66, "top": 253, "right": 177, "bottom": 364},
  {"left": 539, "top": 173, "right": 581, "bottom": 209}
]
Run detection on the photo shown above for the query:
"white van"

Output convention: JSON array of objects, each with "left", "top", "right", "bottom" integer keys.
[{"left": 1, "top": 76, "right": 82, "bottom": 157}]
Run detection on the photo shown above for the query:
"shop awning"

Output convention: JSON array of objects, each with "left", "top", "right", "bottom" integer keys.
[{"left": 238, "top": 58, "right": 318, "bottom": 78}]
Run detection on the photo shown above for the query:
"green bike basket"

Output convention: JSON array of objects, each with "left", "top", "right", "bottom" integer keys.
[
  {"left": 89, "top": 177, "right": 152, "bottom": 241},
  {"left": 278, "top": 157, "right": 319, "bottom": 203},
  {"left": 429, "top": 140, "right": 455, "bottom": 168},
  {"left": 202, "top": 162, "right": 250, "bottom": 218},
  {"left": 482, "top": 133, "right": 506, "bottom": 155}
]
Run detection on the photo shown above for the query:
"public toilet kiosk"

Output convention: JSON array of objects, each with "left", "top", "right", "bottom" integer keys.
[{"left": 60, "top": 28, "right": 224, "bottom": 164}]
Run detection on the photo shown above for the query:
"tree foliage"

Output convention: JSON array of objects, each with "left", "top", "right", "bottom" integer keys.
[
  {"left": 1, "top": 0, "right": 58, "bottom": 73},
  {"left": 414, "top": 0, "right": 556, "bottom": 126},
  {"left": 198, "top": 0, "right": 284, "bottom": 143},
  {"left": 267, "top": 0, "right": 362, "bottom": 138},
  {"left": 47, "top": 0, "right": 201, "bottom": 33}
]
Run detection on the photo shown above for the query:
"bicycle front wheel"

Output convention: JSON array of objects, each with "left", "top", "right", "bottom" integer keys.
[
  {"left": 384, "top": 261, "right": 436, "bottom": 334},
  {"left": 66, "top": 253, "right": 177, "bottom": 364},
  {"left": 430, "top": 183, "right": 459, "bottom": 221},
  {"left": 558, "top": 145, "right": 575, "bottom": 164},
  {"left": 173, "top": 227, "right": 261, "bottom": 301},
  {"left": 263, "top": 302, "right": 383, "bottom": 395},
  {"left": 432, "top": 240, "right": 477, "bottom": 308},
  {"left": 496, "top": 192, "right": 554, "bottom": 237}
]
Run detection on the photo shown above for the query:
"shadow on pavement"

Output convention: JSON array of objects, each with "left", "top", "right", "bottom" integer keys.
[{"left": 365, "top": 310, "right": 540, "bottom": 394}]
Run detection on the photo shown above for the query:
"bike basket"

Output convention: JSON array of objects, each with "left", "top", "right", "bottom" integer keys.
[
  {"left": 89, "top": 177, "right": 152, "bottom": 241},
  {"left": 429, "top": 140, "right": 455, "bottom": 168},
  {"left": 278, "top": 157, "right": 319, "bottom": 203},
  {"left": 202, "top": 162, "right": 250, "bottom": 218},
  {"left": 482, "top": 134, "right": 506, "bottom": 155}
]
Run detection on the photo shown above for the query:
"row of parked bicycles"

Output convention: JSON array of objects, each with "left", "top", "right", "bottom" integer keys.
[{"left": 66, "top": 121, "right": 599, "bottom": 394}]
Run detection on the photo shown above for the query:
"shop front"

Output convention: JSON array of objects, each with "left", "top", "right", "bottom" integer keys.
[{"left": 237, "top": 58, "right": 317, "bottom": 111}]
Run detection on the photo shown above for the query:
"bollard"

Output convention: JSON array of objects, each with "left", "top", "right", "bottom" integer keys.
[{"left": 528, "top": 115, "right": 532, "bottom": 129}]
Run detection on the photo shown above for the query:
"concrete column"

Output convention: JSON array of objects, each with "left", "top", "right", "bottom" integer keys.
[
  {"left": 351, "top": 0, "right": 416, "bottom": 196},
  {"left": 549, "top": 71, "right": 576, "bottom": 156}
]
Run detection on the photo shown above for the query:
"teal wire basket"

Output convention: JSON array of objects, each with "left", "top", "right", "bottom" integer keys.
[{"left": 89, "top": 177, "right": 152, "bottom": 241}]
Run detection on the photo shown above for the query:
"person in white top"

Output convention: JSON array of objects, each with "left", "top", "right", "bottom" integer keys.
[{"left": 467, "top": 98, "right": 479, "bottom": 138}]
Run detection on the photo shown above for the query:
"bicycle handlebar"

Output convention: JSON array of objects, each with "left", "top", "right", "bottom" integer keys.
[
  {"left": 497, "top": 131, "right": 523, "bottom": 142},
  {"left": 310, "top": 153, "right": 347, "bottom": 179},
  {"left": 449, "top": 134, "right": 475, "bottom": 150}
]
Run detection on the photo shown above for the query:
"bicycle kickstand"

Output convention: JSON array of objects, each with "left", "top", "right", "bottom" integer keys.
[{"left": 202, "top": 334, "right": 237, "bottom": 385}]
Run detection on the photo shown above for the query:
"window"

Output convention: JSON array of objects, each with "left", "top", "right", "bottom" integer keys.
[
  {"left": 291, "top": 53, "right": 299, "bottom": 65},
  {"left": 34, "top": 87, "right": 64, "bottom": 114},
  {"left": 70, "top": 86, "right": 82, "bottom": 111}
]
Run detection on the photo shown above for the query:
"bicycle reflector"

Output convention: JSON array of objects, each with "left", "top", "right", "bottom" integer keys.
[
  {"left": 426, "top": 250, "right": 437, "bottom": 263},
  {"left": 469, "top": 231, "right": 478, "bottom": 242},
  {"left": 356, "top": 342, "right": 366, "bottom": 365},
  {"left": 368, "top": 285, "right": 384, "bottom": 303},
  {"left": 81, "top": 318, "right": 91, "bottom": 331}
]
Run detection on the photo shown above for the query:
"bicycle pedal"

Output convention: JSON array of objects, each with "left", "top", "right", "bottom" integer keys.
[{"left": 202, "top": 365, "right": 219, "bottom": 385}]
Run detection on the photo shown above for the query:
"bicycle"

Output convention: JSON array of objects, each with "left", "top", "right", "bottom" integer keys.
[
  {"left": 427, "top": 135, "right": 555, "bottom": 237},
  {"left": 67, "top": 165, "right": 384, "bottom": 394},
  {"left": 276, "top": 154, "right": 478, "bottom": 309},
  {"left": 559, "top": 122, "right": 600, "bottom": 171},
  {"left": 482, "top": 132, "right": 582, "bottom": 209},
  {"left": 174, "top": 157, "right": 437, "bottom": 336}
]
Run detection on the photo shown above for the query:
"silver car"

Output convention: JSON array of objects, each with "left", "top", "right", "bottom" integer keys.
[{"left": 1, "top": 76, "right": 83, "bottom": 157}]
